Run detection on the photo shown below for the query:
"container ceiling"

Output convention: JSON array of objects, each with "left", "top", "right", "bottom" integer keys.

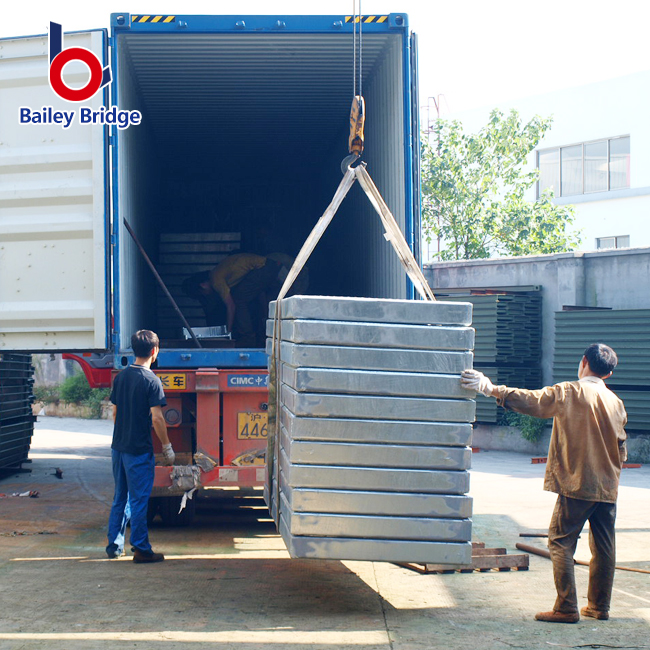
[{"left": 120, "top": 33, "right": 396, "bottom": 162}]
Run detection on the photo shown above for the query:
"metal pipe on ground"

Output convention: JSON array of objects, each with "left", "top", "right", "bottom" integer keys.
[{"left": 515, "top": 543, "right": 650, "bottom": 575}]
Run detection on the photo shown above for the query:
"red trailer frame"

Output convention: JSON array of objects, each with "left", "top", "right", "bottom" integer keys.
[{"left": 148, "top": 368, "right": 269, "bottom": 494}]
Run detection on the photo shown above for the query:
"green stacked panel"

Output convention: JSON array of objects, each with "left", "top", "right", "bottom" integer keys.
[
  {"left": 0, "top": 353, "right": 35, "bottom": 470},
  {"left": 443, "top": 293, "right": 543, "bottom": 423},
  {"left": 474, "top": 367, "right": 544, "bottom": 423},
  {"left": 465, "top": 294, "right": 542, "bottom": 366},
  {"left": 554, "top": 309, "right": 650, "bottom": 433}
]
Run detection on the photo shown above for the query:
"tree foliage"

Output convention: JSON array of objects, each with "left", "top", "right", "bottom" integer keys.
[
  {"left": 421, "top": 109, "right": 581, "bottom": 260},
  {"left": 60, "top": 373, "right": 92, "bottom": 403}
]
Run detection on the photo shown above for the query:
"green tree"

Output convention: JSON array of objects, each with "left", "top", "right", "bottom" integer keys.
[{"left": 421, "top": 109, "right": 581, "bottom": 260}]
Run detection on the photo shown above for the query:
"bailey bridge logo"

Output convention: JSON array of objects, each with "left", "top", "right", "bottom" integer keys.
[{"left": 19, "top": 22, "right": 141, "bottom": 130}]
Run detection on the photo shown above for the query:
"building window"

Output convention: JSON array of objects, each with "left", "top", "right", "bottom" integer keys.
[
  {"left": 537, "top": 136, "right": 630, "bottom": 198},
  {"left": 596, "top": 235, "right": 630, "bottom": 250}
]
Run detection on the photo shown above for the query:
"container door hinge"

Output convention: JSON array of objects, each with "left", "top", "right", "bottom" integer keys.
[
  {"left": 109, "top": 134, "right": 117, "bottom": 147},
  {"left": 110, "top": 234, "right": 117, "bottom": 246},
  {"left": 111, "top": 333, "right": 119, "bottom": 348},
  {"left": 108, "top": 37, "right": 115, "bottom": 48}
]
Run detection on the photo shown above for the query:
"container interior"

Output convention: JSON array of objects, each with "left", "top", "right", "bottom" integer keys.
[{"left": 115, "top": 31, "right": 408, "bottom": 350}]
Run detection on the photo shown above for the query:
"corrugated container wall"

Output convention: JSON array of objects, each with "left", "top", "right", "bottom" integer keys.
[
  {"left": 115, "top": 39, "right": 164, "bottom": 342},
  {"left": 0, "top": 32, "right": 109, "bottom": 351},
  {"left": 112, "top": 15, "right": 414, "bottom": 352}
]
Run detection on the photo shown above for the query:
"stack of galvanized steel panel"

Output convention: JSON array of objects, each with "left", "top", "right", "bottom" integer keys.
[
  {"left": 554, "top": 309, "right": 650, "bottom": 432},
  {"left": 0, "top": 353, "right": 35, "bottom": 470},
  {"left": 265, "top": 296, "right": 475, "bottom": 564},
  {"left": 156, "top": 232, "right": 241, "bottom": 339},
  {"left": 443, "top": 293, "right": 543, "bottom": 423}
]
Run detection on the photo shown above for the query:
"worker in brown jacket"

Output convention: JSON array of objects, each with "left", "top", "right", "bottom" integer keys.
[{"left": 461, "top": 343, "right": 627, "bottom": 624}]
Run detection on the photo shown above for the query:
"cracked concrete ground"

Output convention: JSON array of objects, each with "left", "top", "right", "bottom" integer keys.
[{"left": 0, "top": 416, "right": 648, "bottom": 649}]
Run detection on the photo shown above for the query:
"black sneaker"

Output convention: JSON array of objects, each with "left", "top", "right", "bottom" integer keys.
[
  {"left": 106, "top": 543, "right": 120, "bottom": 559},
  {"left": 132, "top": 548, "right": 165, "bottom": 563}
]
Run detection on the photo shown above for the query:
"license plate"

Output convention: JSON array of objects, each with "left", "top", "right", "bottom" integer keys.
[
  {"left": 158, "top": 373, "right": 186, "bottom": 390},
  {"left": 237, "top": 412, "right": 268, "bottom": 439}
]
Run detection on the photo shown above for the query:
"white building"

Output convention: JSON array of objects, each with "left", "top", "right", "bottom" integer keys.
[{"left": 426, "top": 70, "right": 650, "bottom": 259}]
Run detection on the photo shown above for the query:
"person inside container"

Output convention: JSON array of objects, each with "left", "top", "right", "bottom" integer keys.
[
  {"left": 461, "top": 343, "right": 627, "bottom": 624},
  {"left": 182, "top": 252, "right": 308, "bottom": 347}
]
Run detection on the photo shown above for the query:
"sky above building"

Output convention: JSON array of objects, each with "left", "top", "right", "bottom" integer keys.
[{"left": 3, "top": 0, "right": 647, "bottom": 119}]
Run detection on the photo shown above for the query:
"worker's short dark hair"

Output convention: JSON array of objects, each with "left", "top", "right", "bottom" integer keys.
[
  {"left": 132, "top": 330, "right": 160, "bottom": 358},
  {"left": 583, "top": 343, "right": 618, "bottom": 377},
  {"left": 182, "top": 271, "right": 211, "bottom": 298}
]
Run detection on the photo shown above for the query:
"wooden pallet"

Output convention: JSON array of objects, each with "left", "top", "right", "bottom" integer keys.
[{"left": 397, "top": 542, "right": 529, "bottom": 575}]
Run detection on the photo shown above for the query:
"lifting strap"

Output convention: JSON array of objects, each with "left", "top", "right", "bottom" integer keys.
[{"left": 267, "top": 163, "right": 436, "bottom": 522}]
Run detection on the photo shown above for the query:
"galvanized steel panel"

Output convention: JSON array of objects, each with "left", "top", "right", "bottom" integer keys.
[
  {"left": 267, "top": 341, "right": 473, "bottom": 374},
  {"left": 270, "top": 296, "right": 472, "bottom": 326},
  {"left": 281, "top": 364, "right": 471, "bottom": 399},
  {"left": 282, "top": 500, "right": 472, "bottom": 542},
  {"left": 280, "top": 449, "right": 469, "bottom": 494},
  {"left": 281, "top": 384, "right": 476, "bottom": 422},
  {"left": 267, "top": 319, "right": 475, "bottom": 351},
  {"left": 280, "top": 426, "right": 471, "bottom": 470},
  {"left": 0, "top": 31, "right": 109, "bottom": 350},
  {"left": 283, "top": 485, "right": 473, "bottom": 519},
  {"left": 281, "top": 406, "right": 473, "bottom": 446},
  {"left": 266, "top": 289, "right": 476, "bottom": 561},
  {"left": 279, "top": 516, "right": 473, "bottom": 564}
]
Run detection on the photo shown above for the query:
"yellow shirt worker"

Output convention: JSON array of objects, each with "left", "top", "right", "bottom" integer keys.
[
  {"left": 209, "top": 254, "right": 267, "bottom": 304},
  {"left": 182, "top": 253, "right": 298, "bottom": 347}
]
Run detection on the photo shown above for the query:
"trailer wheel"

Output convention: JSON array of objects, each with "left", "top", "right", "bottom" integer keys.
[
  {"left": 147, "top": 497, "right": 161, "bottom": 525},
  {"left": 157, "top": 495, "right": 196, "bottom": 527}
]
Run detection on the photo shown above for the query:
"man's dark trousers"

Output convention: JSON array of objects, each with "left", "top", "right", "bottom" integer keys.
[
  {"left": 231, "top": 258, "right": 280, "bottom": 346},
  {"left": 548, "top": 495, "right": 616, "bottom": 614},
  {"left": 107, "top": 449, "right": 155, "bottom": 553}
]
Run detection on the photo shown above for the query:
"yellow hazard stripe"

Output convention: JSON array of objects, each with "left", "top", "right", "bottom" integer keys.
[
  {"left": 345, "top": 15, "right": 389, "bottom": 23},
  {"left": 132, "top": 15, "right": 176, "bottom": 23}
]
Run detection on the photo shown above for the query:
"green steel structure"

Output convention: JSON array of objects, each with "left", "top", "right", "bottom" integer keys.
[
  {"left": 441, "top": 292, "right": 543, "bottom": 423},
  {"left": 554, "top": 309, "right": 650, "bottom": 432},
  {"left": 0, "top": 353, "right": 35, "bottom": 470}
]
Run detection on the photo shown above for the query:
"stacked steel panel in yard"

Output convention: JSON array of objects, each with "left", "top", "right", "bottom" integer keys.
[
  {"left": 554, "top": 309, "right": 650, "bottom": 432},
  {"left": 0, "top": 353, "right": 35, "bottom": 470},
  {"left": 265, "top": 296, "right": 475, "bottom": 564},
  {"left": 442, "top": 293, "right": 543, "bottom": 423}
]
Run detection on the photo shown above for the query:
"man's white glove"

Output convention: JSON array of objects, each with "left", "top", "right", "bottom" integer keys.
[
  {"left": 461, "top": 369, "right": 495, "bottom": 397},
  {"left": 162, "top": 443, "right": 175, "bottom": 466}
]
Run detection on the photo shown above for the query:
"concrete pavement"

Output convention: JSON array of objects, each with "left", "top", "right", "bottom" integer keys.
[{"left": 0, "top": 416, "right": 648, "bottom": 649}]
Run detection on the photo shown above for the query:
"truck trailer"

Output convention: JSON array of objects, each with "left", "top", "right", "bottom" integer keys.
[{"left": 0, "top": 12, "right": 421, "bottom": 524}]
